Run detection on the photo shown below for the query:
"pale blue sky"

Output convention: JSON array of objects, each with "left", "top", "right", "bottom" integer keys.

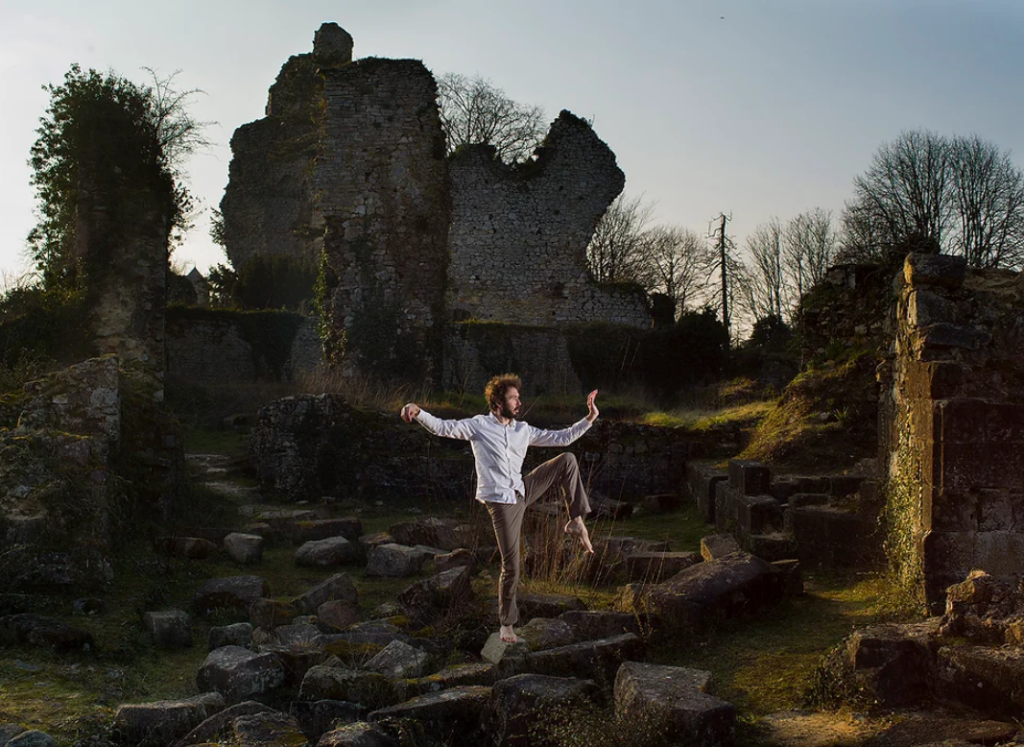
[{"left": 1, "top": 0, "right": 1022, "bottom": 280}]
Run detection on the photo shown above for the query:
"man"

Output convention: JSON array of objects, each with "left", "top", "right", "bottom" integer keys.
[{"left": 401, "top": 374, "right": 598, "bottom": 643}]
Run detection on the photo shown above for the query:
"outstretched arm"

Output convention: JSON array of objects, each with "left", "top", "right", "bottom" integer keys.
[
  {"left": 400, "top": 402, "right": 476, "bottom": 441},
  {"left": 529, "top": 390, "right": 599, "bottom": 447}
]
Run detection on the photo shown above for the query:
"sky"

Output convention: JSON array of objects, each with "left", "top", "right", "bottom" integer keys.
[{"left": 1, "top": 0, "right": 1023, "bottom": 282}]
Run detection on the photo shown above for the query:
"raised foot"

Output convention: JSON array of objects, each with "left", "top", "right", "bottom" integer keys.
[
  {"left": 499, "top": 624, "right": 519, "bottom": 643},
  {"left": 564, "top": 516, "right": 595, "bottom": 554}
]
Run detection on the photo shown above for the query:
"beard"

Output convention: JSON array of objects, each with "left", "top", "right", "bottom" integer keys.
[{"left": 500, "top": 402, "right": 520, "bottom": 420}]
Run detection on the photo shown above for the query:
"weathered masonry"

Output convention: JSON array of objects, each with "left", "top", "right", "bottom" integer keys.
[
  {"left": 882, "top": 253, "right": 1024, "bottom": 608},
  {"left": 219, "top": 23, "right": 650, "bottom": 387}
]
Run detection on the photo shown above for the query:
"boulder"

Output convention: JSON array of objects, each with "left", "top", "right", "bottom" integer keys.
[
  {"left": 195, "top": 646, "right": 286, "bottom": 704},
  {"left": 937, "top": 644, "right": 1024, "bottom": 716},
  {"left": 231, "top": 711, "right": 307, "bottom": 746},
  {"left": 6, "top": 731, "right": 57, "bottom": 747},
  {"left": 223, "top": 533, "right": 264, "bottom": 565},
  {"left": 295, "top": 537, "right": 358, "bottom": 567},
  {"left": 170, "top": 700, "right": 273, "bottom": 747},
  {"left": 112, "top": 692, "right": 224, "bottom": 747},
  {"left": 298, "top": 666, "right": 393, "bottom": 709},
  {"left": 293, "top": 573, "right": 358, "bottom": 614},
  {"left": 208, "top": 622, "right": 253, "bottom": 652},
  {"left": 641, "top": 552, "right": 784, "bottom": 629},
  {"left": 143, "top": 610, "right": 193, "bottom": 649},
  {"left": 491, "top": 674, "right": 600, "bottom": 747},
  {"left": 288, "top": 700, "right": 365, "bottom": 743},
  {"left": 388, "top": 518, "right": 463, "bottom": 551},
  {"left": 516, "top": 618, "right": 575, "bottom": 651},
  {"left": 318, "top": 722, "right": 397, "bottom": 747},
  {"left": 614, "top": 661, "right": 734, "bottom": 747},
  {"left": 517, "top": 593, "right": 586, "bottom": 620},
  {"left": 365, "top": 544, "right": 429, "bottom": 578},
  {"left": 193, "top": 576, "right": 269, "bottom": 617},
  {"left": 317, "top": 599, "right": 360, "bottom": 631},
  {"left": 248, "top": 598, "right": 299, "bottom": 630},
  {"left": 364, "top": 639, "right": 432, "bottom": 680},
  {"left": 367, "top": 686, "right": 492, "bottom": 747},
  {"left": 397, "top": 566, "right": 473, "bottom": 625}
]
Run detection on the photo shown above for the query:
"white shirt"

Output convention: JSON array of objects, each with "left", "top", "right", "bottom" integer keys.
[{"left": 414, "top": 410, "right": 592, "bottom": 504}]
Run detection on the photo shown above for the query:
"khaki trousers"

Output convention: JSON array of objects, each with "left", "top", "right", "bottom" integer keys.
[{"left": 486, "top": 452, "right": 590, "bottom": 627}]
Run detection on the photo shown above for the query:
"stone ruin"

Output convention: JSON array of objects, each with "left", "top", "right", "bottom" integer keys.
[{"left": 219, "top": 22, "right": 650, "bottom": 389}]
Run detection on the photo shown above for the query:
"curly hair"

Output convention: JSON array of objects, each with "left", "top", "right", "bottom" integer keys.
[{"left": 484, "top": 373, "right": 522, "bottom": 413}]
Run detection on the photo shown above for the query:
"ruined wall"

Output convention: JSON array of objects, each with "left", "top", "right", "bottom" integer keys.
[
  {"left": 165, "top": 309, "right": 321, "bottom": 386},
  {"left": 218, "top": 25, "right": 341, "bottom": 270},
  {"left": 447, "top": 112, "right": 649, "bottom": 328},
  {"left": 442, "top": 323, "right": 581, "bottom": 396},
  {"left": 883, "top": 253, "right": 1024, "bottom": 608},
  {"left": 316, "top": 53, "right": 450, "bottom": 379}
]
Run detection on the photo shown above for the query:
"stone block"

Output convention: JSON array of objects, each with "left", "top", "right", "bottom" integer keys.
[
  {"left": 193, "top": 576, "right": 269, "bottom": 617},
  {"left": 523, "top": 633, "right": 645, "bottom": 684},
  {"left": 173, "top": 701, "right": 276, "bottom": 747},
  {"left": 196, "top": 646, "right": 285, "bottom": 704},
  {"left": 841, "top": 620, "right": 941, "bottom": 708},
  {"left": 747, "top": 533, "right": 797, "bottom": 563},
  {"left": 223, "top": 533, "right": 264, "bottom": 565},
  {"left": 908, "top": 288, "right": 956, "bottom": 327},
  {"left": 789, "top": 506, "right": 881, "bottom": 568},
  {"left": 491, "top": 674, "right": 600, "bottom": 747},
  {"left": 143, "top": 609, "right": 192, "bottom": 649},
  {"left": 624, "top": 551, "right": 702, "bottom": 582},
  {"left": 368, "top": 686, "right": 493, "bottom": 747},
  {"left": 937, "top": 645, "right": 1024, "bottom": 716},
  {"left": 111, "top": 692, "right": 224, "bottom": 747},
  {"left": 208, "top": 622, "right": 252, "bottom": 652},
  {"left": 316, "top": 599, "right": 360, "bottom": 631},
  {"left": 736, "top": 494, "right": 783, "bottom": 535},
  {"left": 298, "top": 666, "right": 394, "bottom": 709},
  {"left": 294, "top": 536, "right": 358, "bottom": 567},
  {"left": 685, "top": 462, "right": 727, "bottom": 523},
  {"left": 904, "top": 252, "right": 966, "bottom": 289},
  {"left": 829, "top": 475, "right": 865, "bottom": 498},
  {"left": 614, "top": 661, "right": 734, "bottom": 747},
  {"left": 517, "top": 593, "right": 586, "bottom": 619},
  {"left": 248, "top": 598, "right": 298, "bottom": 630},
  {"left": 365, "top": 543, "right": 429, "bottom": 577},
  {"left": 700, "top": 534, "right": 742, "bottom": 561},
  {"left": 364, "top": 639, "right": 432, "bottom": 679},
  {"left": 292, "top": 517, "right": 363, "bottom": 543},
  {"left": 727, "top": 460, "right": 771, "bottom": 495},
  {"left": 289, "top": 700, "right": 366, "bottom": 743},
  {"left": 293, "top": 573, "right": 358, "bottom": 614},
  {"left": 516, "top": 617, "right": 576, "bottom": 651},
  {"left": 558, "top": 610, "right": 642, "bottom": 642},
  {"left": 318, "top": 722, "right": 396, "bottom": 747}
]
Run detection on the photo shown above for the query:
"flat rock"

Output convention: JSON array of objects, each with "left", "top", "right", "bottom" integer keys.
[
  {"left": 298, "top": 666, "right": 394, "bottom": 710},
  {"left": 368, "top": 686, "right": 492, "bottom": 747},
  {"left": 524, "top": 633, "right": 645, "bottom": 683},
  {"left": 615, "top": 661, "right": 734, "bottom": 747},
  {"left": 293, "top": 573, "right": 358, "bottom": 614},
  {"left": 400, "top": 662, "right": 496, "bottom": 699},
  {"left": 364, "top": 639, "right": 432, "bottom": 679},
  {"left": 112, "top": 692, "right": 224, "bottom": 747},
  {"left": 937, "top": 644, "right": 1024, "bottom": 716},
  {"left": 434, "top": 548, "right": 477, "bottom": 573},
  {"left": 516, "top": 617, "right": 575, "bottom": 651},
  {"left": 193, "top": 576, "right": 269, "bottom": 617},
  {"left": 624, "top": 551, "right": 702, "bottom": 583},
  {"left": 231, "top": 711, "right": 307, "bottom": 746},
  {"left": 481, "top": 632, "right": 530, "bottom": 665},
  {"left": 388, "top": 517, "right": 464, "bottom": 551},
  {"left": 295, "top": 536, "right": 358, "bottom": 567},
  {"left": 558, "top": 610, "right": 643, "bottom": 642},
  {"left": 517, "top": 593, "right": 586, "bottom": 619}
]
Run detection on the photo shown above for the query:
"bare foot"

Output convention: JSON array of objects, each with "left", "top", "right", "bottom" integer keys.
[
  {"left": 565, "top": 516, "right": 595, "bottom": 553},
  {"left": 499, "top": 624, "right": 518, "bottom": 643}
]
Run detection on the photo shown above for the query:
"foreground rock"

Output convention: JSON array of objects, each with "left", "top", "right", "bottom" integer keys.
[
  {"left": 492, "top": 674, "right": 600, "bottom": 746},
  {"left": 368, "top": 686, "right": 492, "bottom": 747},
  {"left": 193, "top": 576, "right": 269, "bottom": 617},
  {"left": 112, "top": 693, "right": 224, "bottom": 746},
  {"left": 171, "top": 700, "right": 275, "bottom": 747},
  {"left": 615, "top": 662, "right": 735, "bottom": 747}
]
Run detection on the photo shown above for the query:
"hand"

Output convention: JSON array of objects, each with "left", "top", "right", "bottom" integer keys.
[
  {"left": 400, "top": 403, "right": 421, "bottom": 423},
  {"left": 585, "top": 390, "right": 599, "bottom": 423}
]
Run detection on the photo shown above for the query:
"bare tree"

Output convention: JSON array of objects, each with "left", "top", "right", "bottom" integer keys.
[
  {"left": 850, "top": 129, "right": 950, "bottom": 253},
  {"left": 436, "top": 72, "right": 546, "bottom": 163},
  {"left": 586, "top": 193, "right": 656, "bottom": 284},
  {"left": 948, "top": 134, "right": 1024, "bottom": 268},
  {"left": 784, "top": 207, "right": 838, "bottom": 298},
  {"left": 743, "top": 218, "right": 788, "bottom": 322},
  {"left": 841, "top": 130, "right": 1024, "bottom": 269},
  {"left": 644, "top": 225, "right": 714, "bottom": 316}
]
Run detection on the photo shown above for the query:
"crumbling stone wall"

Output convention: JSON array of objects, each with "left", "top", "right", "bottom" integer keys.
[
  {"left": 218, "top": 25, "right": 336, "bottom": 271},
  {"left": 882, "top": 253, "right": 1024, "bottom": 608},
  {"left": 315, "top": 50, "right": 450, "bottom": 379},
  {"left": 447, "top": 114, "right": 649, "bottom": 328}
]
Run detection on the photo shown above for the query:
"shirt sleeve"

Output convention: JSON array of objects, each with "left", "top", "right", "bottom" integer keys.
[
  {"left": 528, "top": 417, "right": 593, "bottom": 447},
  {"left": 414, "top": 409, "right": 477, "bottom": 441}
]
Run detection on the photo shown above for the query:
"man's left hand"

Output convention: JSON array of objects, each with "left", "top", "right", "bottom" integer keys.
[{"left": 586, "top": 390, "right": 599, "bottom": 423}]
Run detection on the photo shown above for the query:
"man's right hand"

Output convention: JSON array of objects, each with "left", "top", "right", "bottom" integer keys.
[{"left": 400, "top": 403, "right": 421, "bottom": 423}]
